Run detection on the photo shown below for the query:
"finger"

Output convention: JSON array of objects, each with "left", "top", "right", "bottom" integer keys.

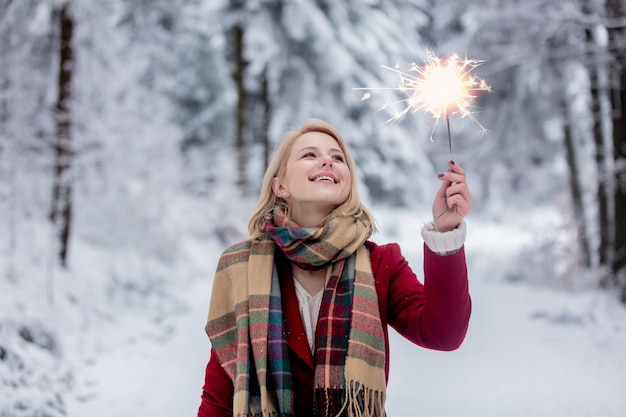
[
  {"left": 442, "top": 161, "right": 468, "bottom": 185},
  {"left": 446, "top": 194, "right": 470, "bottom": 214},
  {"left": 445, "top": 183, "right": 472, "bottom": 203},
  {"left": 436, "top": 174, "right": 452, "bottom": 195},
  {"left": 448, "top": 160, "right": 466, "bottom": 176},
  {"left": 439, "top": 171, "right": 466, "bottom": 185}
]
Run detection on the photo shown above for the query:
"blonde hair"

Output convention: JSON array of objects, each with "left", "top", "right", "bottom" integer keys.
[{"left": 247, "top": 118, "right": 376, "bottom": 240}]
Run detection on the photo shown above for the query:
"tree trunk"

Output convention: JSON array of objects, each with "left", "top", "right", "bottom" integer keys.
[
  {"left": 0, "top": 0, "right": 10, "bottom": 141},
  {"left": 261, "top": 66, "right": 271, "bottom": 171},
  {"left": 50, "top": 4, "right": 74, "bottom": 268},
  {"left": 1, "top": 47, "right": 14, "bottom": 276},
  {"left": 232, "top": 24, "right": 247, "bottom": 193},
  {"left": 612, "top": 70, "right": 626, "bottom": 301},
  {"left": 589, "top": 55, "right": 615, "bottom": 270},
  {"left": 562, "top": 95, "right": 593, "bottom": 267},
  {"left": 606, "top": 0, "right": 626, "bottom": 300},
  {"left": 584, "top": 0, "right": 616, "bottom": 274}
]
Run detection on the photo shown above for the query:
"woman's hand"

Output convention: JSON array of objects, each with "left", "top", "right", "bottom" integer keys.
[{"left": 432, "top": 160, "right": 471, "bottom": 232}]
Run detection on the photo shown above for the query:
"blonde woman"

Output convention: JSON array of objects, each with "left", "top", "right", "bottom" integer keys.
[{"left": 198, "top": 119, "right": 472, "bottom": 417}]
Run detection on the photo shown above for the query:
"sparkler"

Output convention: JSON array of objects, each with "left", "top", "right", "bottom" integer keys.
[{"left": 358, "top": 51, "right": 491, "bottom": 153}]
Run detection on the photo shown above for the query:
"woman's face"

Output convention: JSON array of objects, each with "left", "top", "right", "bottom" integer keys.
[{"left": 272, "top": 131, "right": 351, "bottom": 227}]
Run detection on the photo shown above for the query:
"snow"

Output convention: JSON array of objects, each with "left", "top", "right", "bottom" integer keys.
[
  {"left": 2, "top": 1, "right": 626, "bottom": 416},
  {"left": 60, "top": 205, "right": 626, "bottom": 417}
]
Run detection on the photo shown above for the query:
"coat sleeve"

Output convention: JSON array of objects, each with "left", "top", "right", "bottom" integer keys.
[
  {"left": 197, "top": 348, "right": 234, "bottom": 417},
  {"left": 380, "top": 242, "right": 471, "bottom": 351}
]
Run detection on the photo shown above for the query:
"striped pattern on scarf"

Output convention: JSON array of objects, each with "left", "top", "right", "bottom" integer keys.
[{"left": 205, "top": 211, "right": 386, "bottom": 417}]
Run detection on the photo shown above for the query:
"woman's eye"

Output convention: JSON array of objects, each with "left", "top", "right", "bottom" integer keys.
[
  {"left": 332, "top": 155, "right": 345, "bottom": 162},
  {"left": 303, "top": 152, "right": 316, "bottom": 158}
]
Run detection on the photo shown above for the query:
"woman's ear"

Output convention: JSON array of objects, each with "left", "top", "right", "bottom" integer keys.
[{"left": 271, "top": 177, "right": 288, "bottom": 198}]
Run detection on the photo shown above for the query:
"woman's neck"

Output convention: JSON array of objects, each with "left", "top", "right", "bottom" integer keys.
[
  {"left": 289, "top": 205, "right": 332, "bottom": 228},
  {"left": 291, "top": 264, "right": 326, "bottom": 296}
]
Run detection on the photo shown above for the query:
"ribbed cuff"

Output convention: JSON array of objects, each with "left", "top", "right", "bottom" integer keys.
[{"left": 421, "top": 220, "right": 467, "bottom": 255}]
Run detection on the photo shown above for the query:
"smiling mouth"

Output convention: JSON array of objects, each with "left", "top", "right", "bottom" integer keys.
[{"left": 311, "top": 175, "right": 337, "bottom": 184}]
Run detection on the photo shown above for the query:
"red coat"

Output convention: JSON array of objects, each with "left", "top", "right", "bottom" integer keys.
[{"left": 198, "top": 240, "right": 471, "bottom": 417}]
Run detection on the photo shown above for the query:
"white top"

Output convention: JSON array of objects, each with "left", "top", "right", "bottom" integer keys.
[{"left": 293, "top": 279, "right": 323, "bottom": 354}]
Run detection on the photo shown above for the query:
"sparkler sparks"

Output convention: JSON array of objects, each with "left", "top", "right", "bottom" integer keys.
[{"left": 358, "top": 52, "right": 491, "bottom": 152}]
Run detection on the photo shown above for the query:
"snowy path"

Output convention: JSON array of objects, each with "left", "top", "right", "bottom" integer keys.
[
  {"left": 66, "top": 278, "right": 212, "bottom": 417},
  {"left": 386, "top": 280, "right": 626, "bottom": 416}
]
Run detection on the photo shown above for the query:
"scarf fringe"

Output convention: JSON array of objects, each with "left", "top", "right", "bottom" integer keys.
[
  {"left": 345, "top": 380, "right": 386, "bottom": 417},
  {"left": 315, "top": 381, "right": 386, "bottom": 417},
  {"left": 315, "top": 387, "right": 345, "bottom": 417}
]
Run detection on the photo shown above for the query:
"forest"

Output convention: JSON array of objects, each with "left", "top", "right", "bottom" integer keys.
[{"left": 1, "top": 0, "right": 625, "bottom": 416}]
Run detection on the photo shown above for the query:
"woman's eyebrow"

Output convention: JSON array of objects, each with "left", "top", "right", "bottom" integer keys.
[{"left": 297, "top": 146, "right": 344, "bottom": 154}]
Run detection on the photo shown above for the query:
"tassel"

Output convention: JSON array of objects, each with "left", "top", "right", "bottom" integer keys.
[
  {"left": 345, "top": 381, "right": 386, "bottom": 417},
  {"left": 314, "top": 388, "right": 345, "bottom": 417},
  {"left": 313, "top": 383, "right": 385, "bottom": 417}
]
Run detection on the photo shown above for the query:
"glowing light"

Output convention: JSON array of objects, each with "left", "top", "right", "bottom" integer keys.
[{"left": 357, "top": 51, "right": 491, "bottom": 152}]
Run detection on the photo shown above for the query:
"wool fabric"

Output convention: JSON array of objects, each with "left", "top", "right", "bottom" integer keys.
[{"left": 205, "top": 210, "right": 386, "bottom": 417}]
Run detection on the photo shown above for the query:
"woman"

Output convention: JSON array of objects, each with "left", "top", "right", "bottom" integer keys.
[{"left": 198, "top": 119, "right": 471, "bottom": 417}]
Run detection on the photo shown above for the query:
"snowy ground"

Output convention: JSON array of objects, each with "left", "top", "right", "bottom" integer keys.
[{"left": 64, "top": 206, "right": 626, "bottom": 417}]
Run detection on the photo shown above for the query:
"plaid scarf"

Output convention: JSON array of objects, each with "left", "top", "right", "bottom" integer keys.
[{"left": 205, "top": 210, "right": 386, "bottom": 417}]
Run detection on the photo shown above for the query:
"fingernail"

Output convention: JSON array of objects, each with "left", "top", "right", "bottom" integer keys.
[
  {"left": 438, "top": 173, "right": 445, "bottom": 178},
  {"left": 449, "top": 160, "right": 455, "bottom": 165}
]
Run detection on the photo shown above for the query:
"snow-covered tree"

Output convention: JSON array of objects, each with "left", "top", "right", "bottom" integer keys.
[{"left": 445, "top": 0, "right": 626, "bottom": 298}]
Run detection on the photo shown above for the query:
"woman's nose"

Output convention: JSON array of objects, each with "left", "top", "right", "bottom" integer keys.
[{"left": 321, "top": 155, "right": 333, "bottom": 167}]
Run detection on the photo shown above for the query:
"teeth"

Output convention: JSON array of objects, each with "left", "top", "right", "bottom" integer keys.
[{"left": 315, "top": 176, "right": 335, "bottom": 183}]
